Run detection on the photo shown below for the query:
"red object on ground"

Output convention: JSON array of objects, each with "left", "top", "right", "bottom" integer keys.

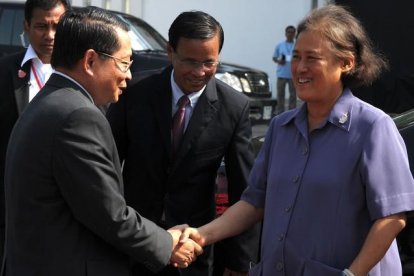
[{"left": 215, "top": 173, "right": 229, "bottom": 216}]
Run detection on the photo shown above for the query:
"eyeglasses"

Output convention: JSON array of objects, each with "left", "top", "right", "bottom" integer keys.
[
  {"left": 174, "top": 52, "right": 220, "bottom": 71},
  {"left": 97, "top": 51, "right": 133, "bottom": 73}
]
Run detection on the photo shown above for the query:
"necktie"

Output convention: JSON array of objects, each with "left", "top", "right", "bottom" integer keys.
[{"left": 172, "top": 95, "right": 190, "bottom": 155}]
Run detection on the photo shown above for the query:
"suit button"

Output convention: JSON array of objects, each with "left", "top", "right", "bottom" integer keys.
[
  {"left": 276, "top": 262, "right": 284, "bottom": 271},
  {"left": 292, "top": 175, "right": 300, "bottom": 183}
]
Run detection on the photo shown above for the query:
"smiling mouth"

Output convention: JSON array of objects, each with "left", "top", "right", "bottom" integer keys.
[
  {"left": 298, "top": 78, "right": 311, "bottom": 84},
  {"left": 189, "top": 79, "right": 205, "bottom": 86}
]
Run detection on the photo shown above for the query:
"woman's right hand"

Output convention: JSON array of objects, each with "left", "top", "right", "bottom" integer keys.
[{"left": 179, "top": 227, "right": 206, "bottom": 247}]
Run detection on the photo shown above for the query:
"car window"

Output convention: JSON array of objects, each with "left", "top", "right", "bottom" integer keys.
[
  {"left": 116, "top": 14, "right": 166, "bottom": 52},
  {"left": 0, "top": 6, "right": 24, "bottom": 47}
]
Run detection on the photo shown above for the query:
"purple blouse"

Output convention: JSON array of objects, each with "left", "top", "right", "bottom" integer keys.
[{"left": 242, "top": 89, "right": 414, "bottom": 276}]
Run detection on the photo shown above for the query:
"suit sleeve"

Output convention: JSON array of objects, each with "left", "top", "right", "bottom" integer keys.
[
  {"left": 221, "top": 99, "right": 261, "bottom": 271},
  {"left": 0, "top": 54, "right": 21, "bottom": 263},
  {"left": 52, "top": 107, "right": 172, "bottom": 273}
]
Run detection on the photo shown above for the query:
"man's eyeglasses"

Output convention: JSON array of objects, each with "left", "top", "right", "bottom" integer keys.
[
  {"left": 174, "top": 52, "right": 220, "bottom": 71},
  {"left": 97, "top": 51, "right": 133, "bottom": 73}
]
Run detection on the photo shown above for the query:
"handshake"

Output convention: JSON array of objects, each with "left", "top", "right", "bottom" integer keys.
[
  {"left": 167, "top": 225, "right": 204, "bottom": 268},
  {"left": 162, "top": 201, "right": 259, "bottom": 273}
]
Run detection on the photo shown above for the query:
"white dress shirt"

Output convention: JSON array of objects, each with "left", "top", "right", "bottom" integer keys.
[{"left": 21, "top": 45, "right": 54, "bottom": 101}]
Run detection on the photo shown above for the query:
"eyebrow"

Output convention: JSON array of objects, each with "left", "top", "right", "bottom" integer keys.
[
  {"left": 181, "top": 56, "right": 216, "bottom": 62},
  {"left": 293, "top": 49, "right": 321, "bottom": 54}
]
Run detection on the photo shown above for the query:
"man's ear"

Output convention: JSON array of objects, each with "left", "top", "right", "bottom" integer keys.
[
  {"left": 23, "top": 20, "right": 29, "bottom": 33},
  {"left": 167, "top": 43, "right": 173, "bottom": 62},
  {"left": 83, "top": 49, "right": 97, "bottom": 76}
]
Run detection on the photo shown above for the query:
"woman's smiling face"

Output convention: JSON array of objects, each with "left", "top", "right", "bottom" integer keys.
[{"left": 291, "top": 30, "right": 347, "bottom": 105}]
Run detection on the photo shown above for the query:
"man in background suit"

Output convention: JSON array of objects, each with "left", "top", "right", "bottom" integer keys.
[
  {"left": 3, "top": 7, "right": 201, "bottom": 275},
  {"left": 0, "top": 0, "right": 69, "bottom": 262},
  {"left": 107, "top": 11, "right": 260, "bottom": 276}
]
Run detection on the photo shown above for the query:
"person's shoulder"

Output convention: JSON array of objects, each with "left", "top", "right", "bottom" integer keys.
[
  {"left": 350, "top": 94, "right": 390, "bottom": 125},
  {"left": 18, "top": 85, "right": 100, "bottom": 132},
  {"left": 0, "top": 52, "right": 25, "bottom": 83},
  {"left": 124, "top": 67, "right": 169, "bottom": 98},
  {"left": 0, "top": 51, "right": 25, "bottom": 66},
  {"left": 213, "top": 79, "right": 251, "bottom": 116},
  {"left": 215, "top": 78, "right": 249, "bottom": 102},
  {"left": 40, "top": 76, "right": 96, "bottom": 109},
  {"left": 276, "top": 40, "right": 286, "bottom": 47},
  {"left": 129, "top": 67, "right": 165, "bottom": 87}
]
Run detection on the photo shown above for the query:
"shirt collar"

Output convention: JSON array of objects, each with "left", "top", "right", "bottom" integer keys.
[
  {"left": 21, "top": 45, "right": 39, "bottom": 67},
  {"left": 53, "top": 71, "right": 95, "bottom": 104},
  {"left": 327, "top": 88, "right": 353, "bottom": 132},
  {"left": 280, "top": 88, "right": 354, "bottom": 132}
]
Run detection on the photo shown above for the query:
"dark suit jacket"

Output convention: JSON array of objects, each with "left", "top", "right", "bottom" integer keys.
[
  {"left": 0, "top": 51, "right": 30, "bottom": 263},
  {"left": 107, "top": 66, "right": 260, "bottom": 275},
  {"left": 3, "top": 74, "right": 173, "bottom": 276}
]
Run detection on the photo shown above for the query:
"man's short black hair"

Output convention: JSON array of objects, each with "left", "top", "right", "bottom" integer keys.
[
  {"left": 24, "top": 0, "right": 70, "bottom": 24},
  {"left": 168, "top": 10, "right": 224, "bottom": 53},
  {"left": 51, "top": 6, "right": 129, "bottom": 69},
  {"left": 285, "top": 25, "right": 296, "bottom": 32}
]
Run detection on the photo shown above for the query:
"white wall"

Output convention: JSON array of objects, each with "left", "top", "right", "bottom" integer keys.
[{"left": 69, "top": 0, "right": 323, "bottom": 96}]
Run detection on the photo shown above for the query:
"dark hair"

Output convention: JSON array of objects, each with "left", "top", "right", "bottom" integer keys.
[
  {"left": 168, "top": 10, "right": 224, "bottom": 52},
  {"left": 24, "top": 0, "right": 70, "bottom": 24},
  {"left": 297, "top": 5, "right": 387, "bottom": 88},
  {"left": 285, "top": 25, "right": 296, "bottom": 32},
  {"left": 51, "top": 6, "right": 129, "bottom": 69}
]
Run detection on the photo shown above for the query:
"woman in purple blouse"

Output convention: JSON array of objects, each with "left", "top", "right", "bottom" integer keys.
[{"left": 181, "top": 5, "right": 414, "bottom": 276}]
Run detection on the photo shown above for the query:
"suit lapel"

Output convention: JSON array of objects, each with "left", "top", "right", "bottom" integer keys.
[
  {"left": 13, "top": 56, "right": 31, "bottom": 115},
  {"left": 173, "top": 78, "right": 219, "bottom": 165},
  {"left": 152, "top": 68, "right": 174, "bottom": 158}
]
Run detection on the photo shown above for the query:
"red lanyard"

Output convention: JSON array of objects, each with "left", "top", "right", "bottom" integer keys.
[{"left": 31, "top": 62, "right": 44, "bottom": 89}]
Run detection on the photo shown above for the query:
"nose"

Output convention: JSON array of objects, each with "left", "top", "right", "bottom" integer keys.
[
  {"left": 125, "top": 69, "right": 132, "bottom": 80},
  {"left": 191, "top": 65, "right": 207, "bottom": 76},
  {"left": 45, "top": 26, "right": 56, "bottom": 41},
  {"left": 295, "top": 59, "right": 308, "bottom": 73}
]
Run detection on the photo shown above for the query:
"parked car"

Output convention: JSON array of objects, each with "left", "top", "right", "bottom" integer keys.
[{"left": 0, "top": 1, "right": 277, "bottom": 126}]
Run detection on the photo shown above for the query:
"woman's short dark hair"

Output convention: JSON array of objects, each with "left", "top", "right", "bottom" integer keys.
[
  {"left": 24, "top": 0, "right": 71, "bottom": 24},
  {"left": 51, "top": 6, "right": 129, "bottom": 69},
  {"left": 297, "top": 5, "right": 388, "bottom": 88},
  {"left": 168, "top": 10, "right": 224, "bottom": 53}
]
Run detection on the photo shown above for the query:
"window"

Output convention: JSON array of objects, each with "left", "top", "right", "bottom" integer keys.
[{"left": 0, "top": 7, "right": 24, "bottom": 46}]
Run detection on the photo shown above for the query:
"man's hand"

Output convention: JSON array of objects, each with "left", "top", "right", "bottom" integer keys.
[
  {"left": 277, "top": 58, "right": 286, "bottom": 65},
  {"left": 170, "top": 238, "right": 202, "bottom": 267}
]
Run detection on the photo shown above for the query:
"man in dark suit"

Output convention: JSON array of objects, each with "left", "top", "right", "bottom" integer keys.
[
  {"left": 107, "top": 11, "right": 260, "bottom": 276},
  {"left": 0, "top": 0, "right": 69, "bottom": 262},
  {"left": 3, "top": 7, "right": 201, "bottom": 276}
]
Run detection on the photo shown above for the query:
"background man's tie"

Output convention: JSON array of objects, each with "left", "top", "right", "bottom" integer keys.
[{"left": 172, "top": 95, "right": 190, "bottom": 155}]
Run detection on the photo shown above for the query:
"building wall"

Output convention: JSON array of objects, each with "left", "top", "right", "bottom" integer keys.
[{"left": 70, "top": 0, "right": 323, "bottom": 96}]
